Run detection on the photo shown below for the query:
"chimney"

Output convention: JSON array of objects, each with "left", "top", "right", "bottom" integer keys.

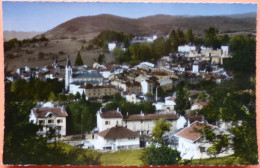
[
  {"left": 117, "top": 107, "right": 120, "bottom": 112},
  {"left": 127, "top": 112, "right": 129, "bottom": 116}
]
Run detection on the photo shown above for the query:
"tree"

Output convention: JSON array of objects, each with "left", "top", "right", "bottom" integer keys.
[
  {"left": 204, "top": 27, "right": 220, "bottom": 49},
  {"left": 196, "top": 91, "right": 208, "bottom": 102},
  {"left": 152, "top": 119, "right": 171, "bottom": 142},
  {"left": 175, "top": 81, "right": 190, "bottom": 115},
  {"left": 140, "top": 143, "right": 181, "bottom": 165},
  {"left": 74, "top": 51, "right": 84, "bottom": 66},
  {"left": 98, "top": 54, "right": 105, "bottom": 64},
  {"left": 223, "top": 35, "right": 256, "bottom": 75},
  {"left": 185, "top": 28, "right": 194, "bottom": 43}
]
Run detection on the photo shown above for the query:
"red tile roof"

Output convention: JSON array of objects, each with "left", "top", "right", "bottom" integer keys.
[
  {"left": 192, "top": 102, "right": 209, "bottom": 107},
  {"left": 175, "top": 121, "right": 215, "bottom": 142},
  {"left": 100, "top": 110, "right": 123, "bottom": 119},
  {"left": 124, "top": 113, "right": 179, "bottom": 121},
  {"left": 96, "top": 125, "right": 140, "bottom": 139},
  {"left": 33, "top": 107, "right": 68, "bottom": 118}
]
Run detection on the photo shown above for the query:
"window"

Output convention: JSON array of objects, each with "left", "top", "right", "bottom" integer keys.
[
  {"left": 105, "top": 121, "right": 110, "bottom": 125},
  {"left": 200, "top": 147, "right": 206, "bottom": 153},
  {"left": 141, "top": 120, "right": 143, "bottom": 124},
  {"left": 57, "top": 119, "right": 63, "bottom": 124},
  {"left": 128, "top": 137, "right": 135, "bottom": 140},
  {"left": 39, "top": 120, "right": 45, "bottom": 125},
  {"left": 48, "top": 120, "right": 54, "bottom": 124}
]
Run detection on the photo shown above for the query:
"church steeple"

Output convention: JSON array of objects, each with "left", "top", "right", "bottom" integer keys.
[
  {"left": 67, "top": 55, "right": 72, "bottom": 68},
  {"left": 53, "top": 57, "right": 59, "bottom": 68},
  {"left": 65, "top": 55, "right": 72, "bottom": 92}
]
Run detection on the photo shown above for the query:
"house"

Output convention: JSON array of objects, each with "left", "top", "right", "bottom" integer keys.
[
  {"left": 83, "top": 84, "right": 120, "bottom": 99},
  {"left": 159, "top": 78, "right": 173, "bottom": 91},
  {"left": 96, "top": 108, "right": 123, "bottom": 132},
  {"left": 124, "top": 92, "right": 140, "bottom": 103},
  {"left": 164, "top": 96, "right": 176, "bottom": 111},
  {"left": 178, "top": 44, "right": 197, "bottom": 53},
  {"left": 141, "top": 80, "right": 156, "bottom": 95},
  {"left": 175, "top": 121, "right": 233, "bottom": 159},
  {"left": 93, "top": 125, "right": 140, "bottom": 151},
  {"left": 29, "top": 106, "right": 68, "bottom": 138},
  {"left": 123, "top": 113, "right": 179, "bottom": 135},
  {"left": 191, "top": 102, "right": 209, "bottom": 110},
  {"left": 108, "top": 42, "right": 117, "bottom": 51}
]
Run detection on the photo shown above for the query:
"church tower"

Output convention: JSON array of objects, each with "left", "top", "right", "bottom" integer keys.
[{"left": 65, "top": 55, "right": 72, "bottom": 92}]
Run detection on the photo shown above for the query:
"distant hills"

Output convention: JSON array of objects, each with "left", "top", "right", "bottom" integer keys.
[
  {"left": 42, "top": 13, "right": 256, "bottom": 40},
  {"left": 3, "top": 31, "right": 43, "bottom": 41}
]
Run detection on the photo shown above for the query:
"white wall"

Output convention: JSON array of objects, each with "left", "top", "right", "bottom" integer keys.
[
  {"left": 108, "top": 43, "right": 116, "bottom": 51},
  {"left": 96, "top": 111, "right": 123, "bottom": 132},
  {"left": 178, "top": 45, "right": 196, "bottom": 53},
  {"left": 69, "top": 84, "right": 84, "bottom": 95},
  {"left": 177, "top": 116, "right": 187, "bottom": 129},
  {"left": 178, "top": 138, "right": 197, "bottom": 159},
  {"left": 93, "top": 135, "right": 140, "bottom": 151}
]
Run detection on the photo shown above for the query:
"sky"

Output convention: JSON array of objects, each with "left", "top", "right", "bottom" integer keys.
[{"left": 2, "top": 2, "right": 257, "bottom": 32}]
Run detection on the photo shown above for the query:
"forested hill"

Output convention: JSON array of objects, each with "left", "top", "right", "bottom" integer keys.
[{"left": 43, "top": 13, "right": 256, "bottom": 39}]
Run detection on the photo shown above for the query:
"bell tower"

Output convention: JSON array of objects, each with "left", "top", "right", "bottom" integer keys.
[{"left": 65, "top": 55, "right": 72, "bottom": 92}]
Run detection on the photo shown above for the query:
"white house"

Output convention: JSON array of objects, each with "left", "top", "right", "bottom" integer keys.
[
  {"left": 96, "top": 108, "right": 123, "bottom": 132},
  {"left": 141, "top": 80, "right": 156, "bottom": 95},
  {"left": 178, "top": 45, "right": 197, "bottom": 53},
  {"left": 192, "top": 64, "right": 199, "bottom": 74},
  {"left": 221, "top": 46, "right": 229, "bottom": 57},
  {"left": 93, "top": 125, "right": 140, "bottom": 151},
  {"left": 164, "top": 96, "right": 176, "bottom": 110},
  {"left": 123, "top": 113, "right": 179, "bottom": 135},
  {"left": 108, "top": 42, "right": 117, "bottom": 51},
  {"left": 29, "top": 106, "right": 68, "bottom": 138},
  {"left": 191, "top": 102, "right": 209, "bottom": 111},
  {"left": 124, "top": 92, "right": 140, "bottom": 103},
  {"left": 175, "top": 121, "right": 233, "bottom": 159}
]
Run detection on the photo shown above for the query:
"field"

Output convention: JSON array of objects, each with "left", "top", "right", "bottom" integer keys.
[
  {"left": 191, "top": 155, "right": 242, "bottom": 166},
  {"left": 55, "top": 143, "right": 243, "bottom": 166},
  {"left": 100, "top": 149, "right": 144, "bottom": 166}
]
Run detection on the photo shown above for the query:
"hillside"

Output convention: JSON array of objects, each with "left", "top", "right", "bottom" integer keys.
[
  {"left": 4, "top": 13, "right": 256, "bottom": 72},
  {"left": 43, "top": 14, "right": 256, "bottom": 39}
]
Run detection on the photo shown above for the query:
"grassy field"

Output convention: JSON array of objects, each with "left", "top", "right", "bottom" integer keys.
[
  {"left": 100, "top": 149, "right": 144, "bottom": 166},
  {"left": 191, "top": 155, "right": 242, "bottom": 165},
  {"left": 55, "top": 143, "right": 243, "bottom": 166}
]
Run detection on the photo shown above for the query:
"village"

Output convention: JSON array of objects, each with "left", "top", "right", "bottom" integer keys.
[{"left": 5, "top": 38, "right": 238, "bottom": 160}]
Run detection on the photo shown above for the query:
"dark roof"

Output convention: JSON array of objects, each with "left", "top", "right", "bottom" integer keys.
[
  {"left": 124, "top": 113, "right": 179, "bottom": 121},
  {"left": 84, "top": 85, "right": 116, "bottom": 89},
  {"left": 124, "top": 81, "right": 141, "bottom": 86},
  {"left": 71, "top": 80, "right": 100, "bottom": 85},
  {"left": 185, "top": 115, "right": 203, "bottom": 124},
  {"left": 100, "top": 110, "right": 123, "bottom": 119},
  {"left": 72, "top": 71, "right": 103, "bottom": 78},
  {"left": 96, "top": 125, "right": 140, "bottom": 139},
  {"left": 33, "top": 107, "right": 68, "bottom": 118},
  {"left": 175, "top": 121, "right": 215, "bottom": 142}
]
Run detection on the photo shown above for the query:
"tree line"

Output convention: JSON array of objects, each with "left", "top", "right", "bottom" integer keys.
[{"left": 4, "top": 35, "right": 49, "bottom": 51}]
